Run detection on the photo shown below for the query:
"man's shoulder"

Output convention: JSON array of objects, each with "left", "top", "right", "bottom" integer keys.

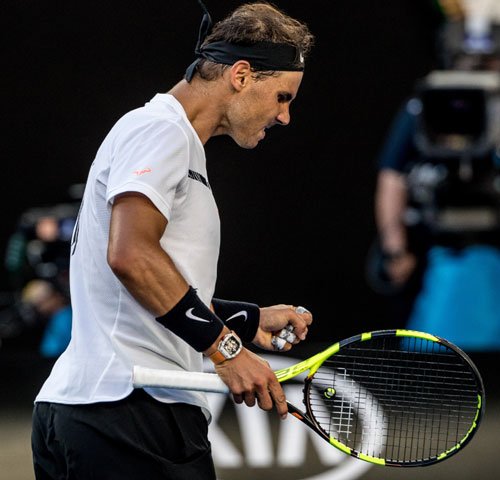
[
  {"left": 112, "top": 101, "right": 188, "bottom": 143},
  {"left": 122, "top": 97, "right": 183, "bottom": 126}
]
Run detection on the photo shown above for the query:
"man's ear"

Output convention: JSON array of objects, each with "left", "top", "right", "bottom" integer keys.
[{"left": 229, "top": 60, "right": 252, "bottom": 91}]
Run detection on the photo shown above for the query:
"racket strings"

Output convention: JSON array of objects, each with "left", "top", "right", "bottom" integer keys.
[{"left": 306, "top": 336, "right": 481, "bottom": 464}]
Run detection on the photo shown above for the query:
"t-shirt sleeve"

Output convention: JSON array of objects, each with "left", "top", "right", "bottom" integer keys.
[
  {"left": 106, "top": 119, "right": 189, "bottom": 221},
  {"left": 377, "top": 100, "right": 418, "bottom": 173}
]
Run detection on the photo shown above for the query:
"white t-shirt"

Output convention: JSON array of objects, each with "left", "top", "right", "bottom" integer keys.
[{"left": 36, "top": 94, "right": 220, "bottom": 419}]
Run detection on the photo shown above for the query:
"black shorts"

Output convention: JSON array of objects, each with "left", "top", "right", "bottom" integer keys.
[{"left": 31, "top": 389, "right": 216, "bottom": 480}]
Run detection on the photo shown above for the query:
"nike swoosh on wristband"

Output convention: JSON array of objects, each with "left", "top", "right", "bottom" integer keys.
[
  {"left": 185, "top": 308, "right": 211, "bottom": 323},
  {"left": 226, "top": 310, "right": 248, "bottom": 322}
]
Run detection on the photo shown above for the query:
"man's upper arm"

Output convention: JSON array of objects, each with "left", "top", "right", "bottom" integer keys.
[{"left": 108, "top": 192, "right": 167, "bottom": 265}]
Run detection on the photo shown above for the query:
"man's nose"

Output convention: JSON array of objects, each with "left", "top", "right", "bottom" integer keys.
[{"left": 276, "top": 105, "right": 290, "bottom": 126}]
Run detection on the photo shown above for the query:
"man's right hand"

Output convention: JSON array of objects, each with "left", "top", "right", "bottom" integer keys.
[
  {"left": 214, "top": 348, "right": 287, "bottom": 419},
  {"left": 384, "top": 251, "right": 417, "bottom": 286}
]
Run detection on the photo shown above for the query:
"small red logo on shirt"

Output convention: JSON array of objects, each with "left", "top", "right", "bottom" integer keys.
[{"left": 133, "top": 168, "right": 152, "bottom": 176}]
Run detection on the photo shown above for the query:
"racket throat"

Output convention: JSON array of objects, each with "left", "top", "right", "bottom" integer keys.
[{"left": 287, "top": 402, "right": 318, "bottom": 431}]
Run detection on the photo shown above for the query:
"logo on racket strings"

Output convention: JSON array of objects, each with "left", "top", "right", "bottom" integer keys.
[{"left": 204, "top": 355, "right": 384, "bottom": 480}]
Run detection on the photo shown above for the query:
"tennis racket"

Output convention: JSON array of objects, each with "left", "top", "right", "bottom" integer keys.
[{"left": 133, "top": 329, "right": 484, "bottom": 467}]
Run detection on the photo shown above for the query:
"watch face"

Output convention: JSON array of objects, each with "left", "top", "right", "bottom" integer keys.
[{"left": 221, "top": 334, "right": 242, "bottom": 358}]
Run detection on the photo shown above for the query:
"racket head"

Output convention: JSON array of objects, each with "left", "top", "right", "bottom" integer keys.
[{"left": 300, "top": 329, "right": 484, "bottom": 467}]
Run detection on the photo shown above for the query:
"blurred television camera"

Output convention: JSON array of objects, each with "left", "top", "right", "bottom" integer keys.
[
  {"left": 404, "top": 69, "right": 500, "bottom": 248},
  {"left": 0, "top": 186, "right": 82, "bottom": 350}
]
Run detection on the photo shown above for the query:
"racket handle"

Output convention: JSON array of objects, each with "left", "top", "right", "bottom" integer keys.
[{"left": 132, "top": 366, "right": 229, "bottom": 393}]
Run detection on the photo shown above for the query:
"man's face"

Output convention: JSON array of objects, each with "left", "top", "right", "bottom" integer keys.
[{"left": 226, "top": 71, "right": 303, "bottom": 149}]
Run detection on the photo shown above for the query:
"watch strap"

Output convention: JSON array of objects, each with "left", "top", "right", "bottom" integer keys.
[{"left": 209, "top": 349, "right": 227, "bottom": 365}]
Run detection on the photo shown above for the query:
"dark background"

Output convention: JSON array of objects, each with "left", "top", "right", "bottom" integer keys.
[
  {"left": 3, "top": 0, "right": 443, "bottom": 343},
  {"left": 4, "top": 3, "right": 500, "bottom": 479}
]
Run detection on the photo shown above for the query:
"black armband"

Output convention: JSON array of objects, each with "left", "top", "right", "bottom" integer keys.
[
  {"left": 211, "top": 298, "right": 260, "bottom": 342},
  {"left": 156, "top": 286, "right": 224, "bottom": 352}
]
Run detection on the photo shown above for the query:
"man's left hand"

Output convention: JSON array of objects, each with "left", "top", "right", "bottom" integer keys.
[{"left": 252, "top": 304, "right": 312, "bottom": 351}]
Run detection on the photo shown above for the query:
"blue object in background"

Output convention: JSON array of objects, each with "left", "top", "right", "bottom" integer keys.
[
  {"left": 39, "top": 305, "right": 72, "bottom": 358},
  {"left": 407, "top": 245, "right": 500, "bottom": 351}
]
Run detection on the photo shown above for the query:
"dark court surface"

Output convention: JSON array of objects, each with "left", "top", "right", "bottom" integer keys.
[{"left": 1, "top": 348, "right": 499, "bottom": 480}]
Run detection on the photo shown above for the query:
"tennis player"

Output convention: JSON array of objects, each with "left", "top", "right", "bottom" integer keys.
[{"left": 31, "top": 2, "right": 314, "bottom": 479}]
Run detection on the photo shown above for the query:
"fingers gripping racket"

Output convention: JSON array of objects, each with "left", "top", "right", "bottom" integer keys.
[{"left": 133, "top": 329, "right": 484, "bottom": 467}]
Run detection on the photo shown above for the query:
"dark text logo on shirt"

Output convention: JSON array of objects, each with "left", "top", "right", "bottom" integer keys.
[
  {"left": 71, "top": 198, "right": 84, "bottom": 255},
  {"left": 188, "top": 170, "right": 211, "bottom": 190}
]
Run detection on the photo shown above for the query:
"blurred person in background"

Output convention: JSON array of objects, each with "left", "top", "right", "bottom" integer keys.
[
  {"left": 371, "top": 5, "right": 500, "bottom": 351},
  {"left": 21, "top": 279, "right": 71, "bottom": 358}
]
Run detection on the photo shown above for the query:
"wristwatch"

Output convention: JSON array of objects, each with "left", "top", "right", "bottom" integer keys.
[{"left": 209, "top": 331, "right": 243, "bottom": 364}]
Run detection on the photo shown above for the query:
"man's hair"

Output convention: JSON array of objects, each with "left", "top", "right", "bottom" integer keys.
[{"left": 196, "top": 2, "right": 314, "bottom": 81}]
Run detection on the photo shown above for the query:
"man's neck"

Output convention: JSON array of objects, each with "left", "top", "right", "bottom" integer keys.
[{"left": 168, "top": 78, "right": 229, "bottom": 145}]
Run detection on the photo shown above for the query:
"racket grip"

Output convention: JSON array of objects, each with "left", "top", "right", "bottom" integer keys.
[{"left": 133, "top": 366, "right": 229, "bottom": 393}]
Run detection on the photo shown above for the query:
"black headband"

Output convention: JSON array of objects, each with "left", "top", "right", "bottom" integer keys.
[{"left": 185, "top": 1, "right": 305, "bottom": 82}]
